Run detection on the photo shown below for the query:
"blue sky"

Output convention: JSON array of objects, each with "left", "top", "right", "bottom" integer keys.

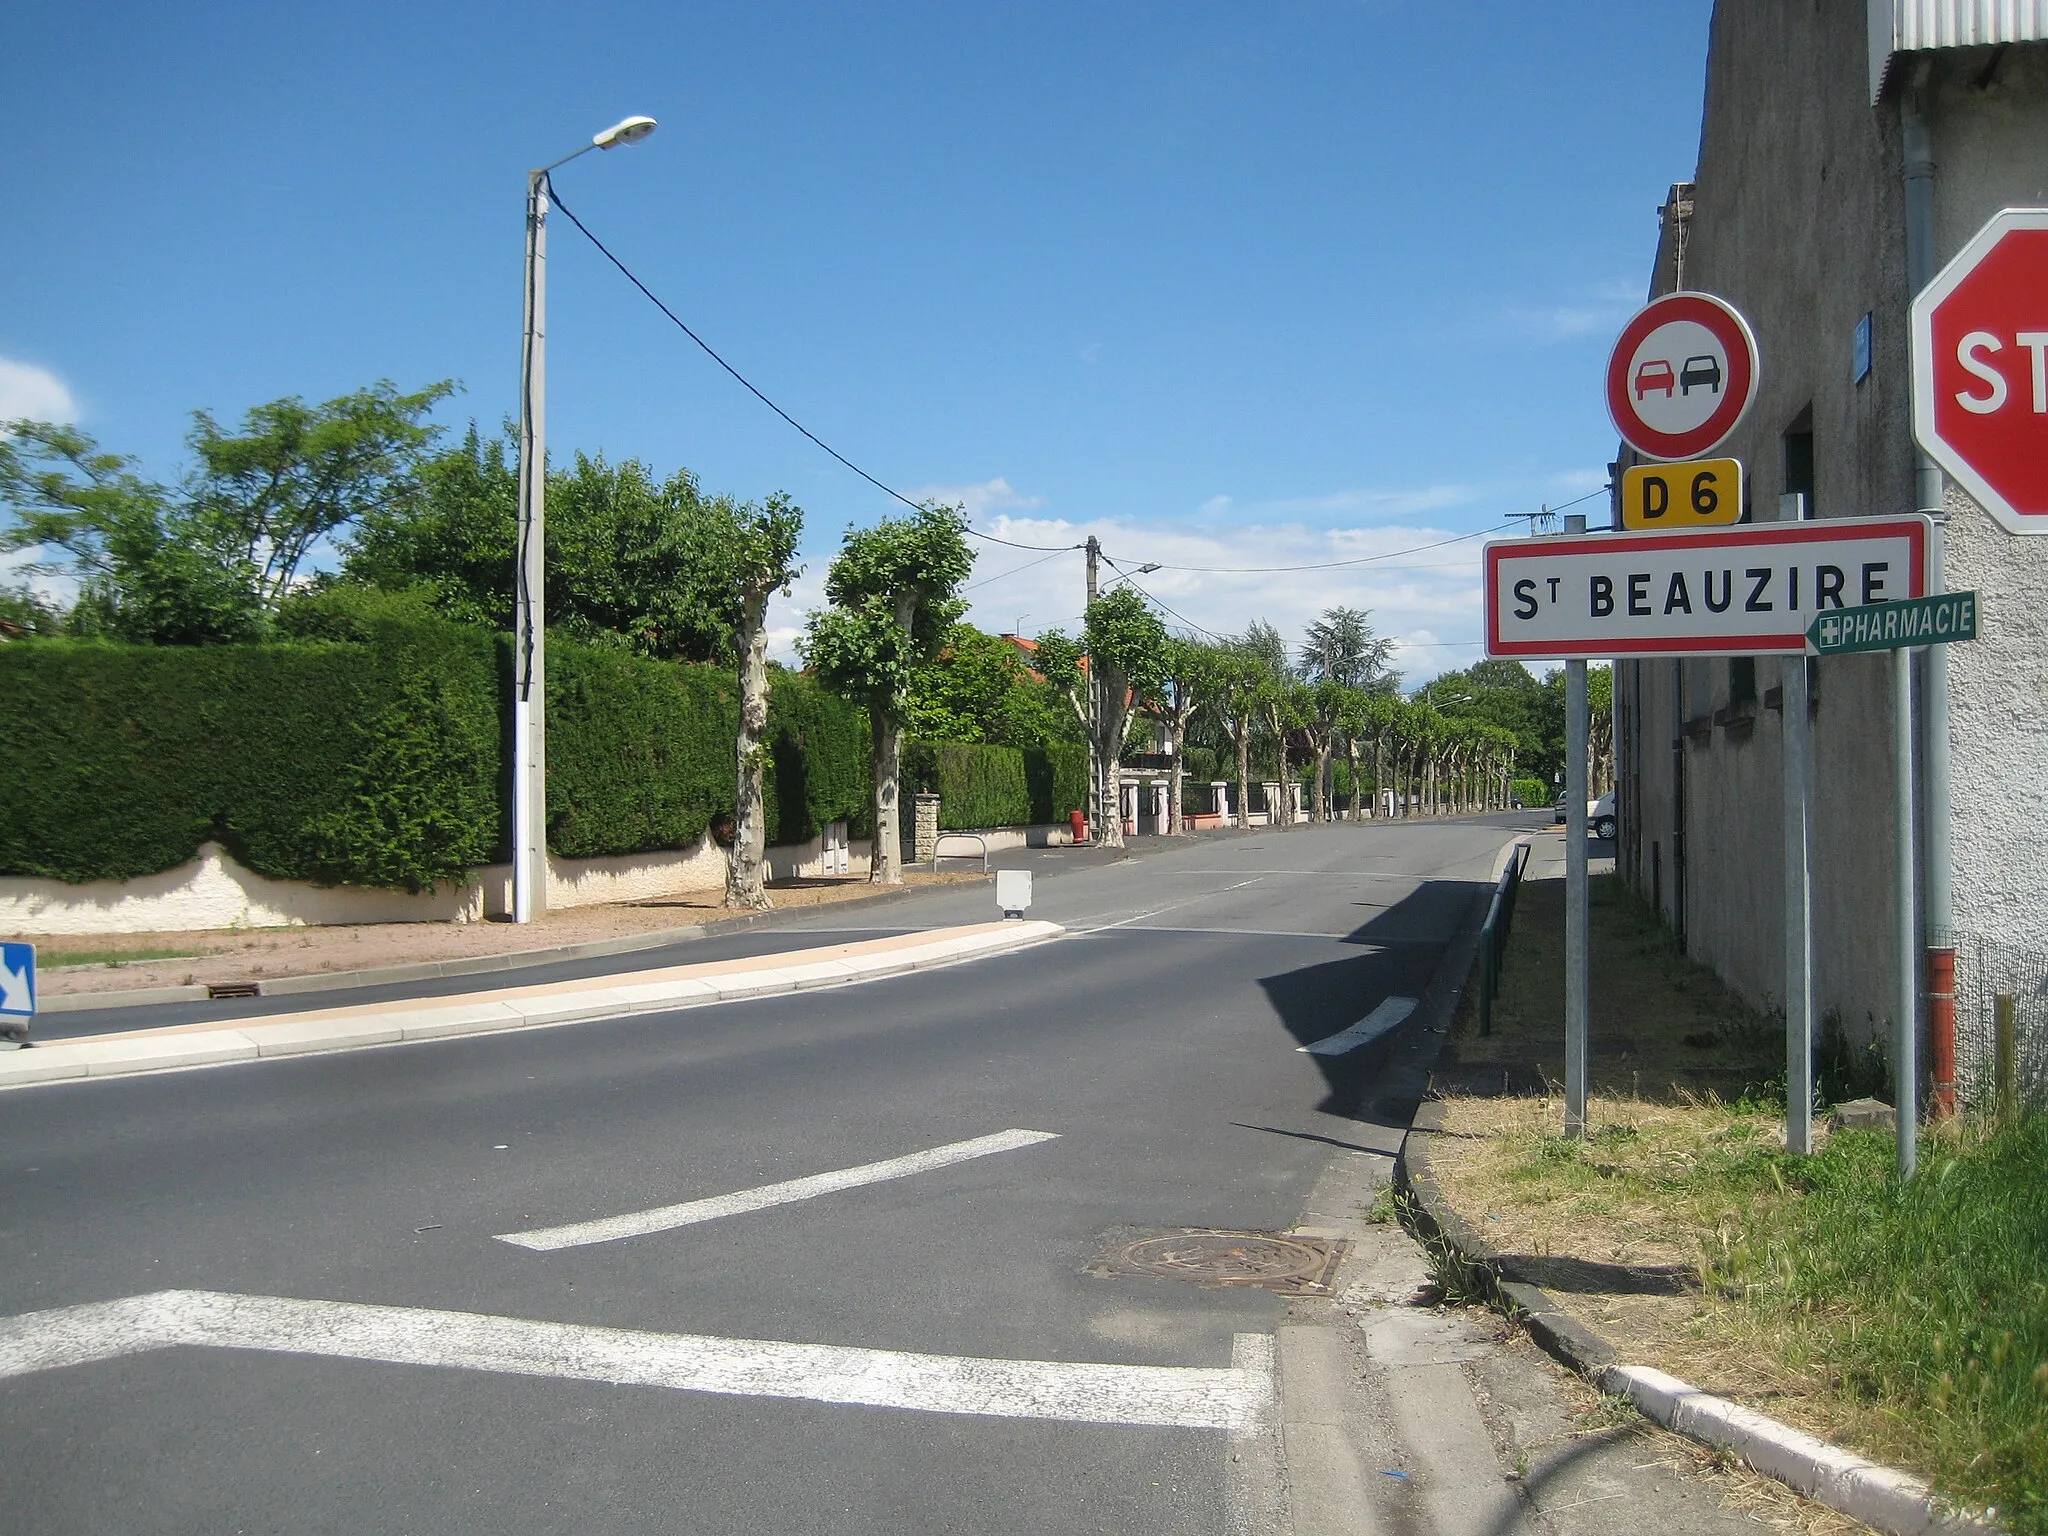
[{"left": 3, "top": 1, "right": 1711, "bottom": 682}]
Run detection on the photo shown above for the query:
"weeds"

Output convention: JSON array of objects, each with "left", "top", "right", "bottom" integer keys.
[
  {"left": 1478, "top": 1104, "right": 2048, "bottom": 1530},
  {"left": 37, "top": 946, "right": 196, "bottom": 969}
]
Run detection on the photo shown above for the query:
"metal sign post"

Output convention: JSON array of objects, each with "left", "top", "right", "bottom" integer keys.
[
  {"left": 1783, "top": 650, "right": 1814, "bottom": 1152},
  {"left": 1805, "top": 591, "right": 1979, "bottom": 1178},
  {"left": 1562, "top": 513, "right": 1590, "bottom": 1138},
  {"left": 1565, "top": 657, "right": 1590, "bottom": 1138},
  {"left": 1892, "top": 647, "right": 1918, "bottom": 1180},
  {"left": 1778, "top": 496, "right": 1813, "bottom": 1155}
]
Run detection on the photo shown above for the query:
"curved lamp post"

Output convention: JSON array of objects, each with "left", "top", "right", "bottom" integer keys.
[{"left": 513, "top": 115, "right": 657, "bottom": 923}]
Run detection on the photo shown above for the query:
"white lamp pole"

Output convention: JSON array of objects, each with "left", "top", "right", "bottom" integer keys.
[{"left": 512, "top": 115, "right": 657, "bottom": 924}]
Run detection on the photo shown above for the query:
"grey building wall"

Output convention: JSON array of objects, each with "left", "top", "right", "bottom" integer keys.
[{"left": 1615, "top": 0, "right": 2048, "bottom": 1064}]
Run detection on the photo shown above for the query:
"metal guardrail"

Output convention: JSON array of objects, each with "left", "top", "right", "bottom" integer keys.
[
  {"left": 931, "top": 833, "right": 990, "bottom": 873},
  {"left": 1477, "top": 841, "right": 1532, "bottom": 1038}
]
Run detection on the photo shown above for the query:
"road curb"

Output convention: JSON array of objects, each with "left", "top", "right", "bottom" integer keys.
[
  {"left": 1397, "top": 1102, "right": 1997, "bottom": 1534},
  {"left": 33, "top": 879, "right": 996, "bottom": 1015},
  {"left": 1, "top": 921, "right": 1064, "bottom": 1091}
]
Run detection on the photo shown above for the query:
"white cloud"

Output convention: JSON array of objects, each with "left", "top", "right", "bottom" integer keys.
[
  {"left": 0, "top": 358, "right": 78, "bottom": 423},
  {"left": 949, "top": 510, "right": 1492, "bottom": 685},
  {"left": 1548, "top": 467, "right": 1610, "bottom": 495},
  {"left": 775, "top": 472, "right": 1590, "bottom": 682},
  {"left": 903, "top": 477, "right": 1046, "bottom": 519},
  {"left": 1492, "top": 279, "right": 1643, "bottom": 346}
]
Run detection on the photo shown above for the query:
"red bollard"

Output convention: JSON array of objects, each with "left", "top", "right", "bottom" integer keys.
[{"left": 1927, "top": 946, "right": 1957, "bottom": 1117}]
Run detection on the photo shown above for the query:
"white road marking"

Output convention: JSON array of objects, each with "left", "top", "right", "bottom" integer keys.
[
  {"left": 0, "top": 1291, "right": 1271, "bottom": 1431},
  {"left": 1075, "top": 877, "right": 1266, "bottom": 934},
  {"left": 497, "top": 1128, "right": 1060, "bottom": 1251},
  {"left": 1164, "top": 869, "right": 1419, "bottom": 879},
  {"left": 1296, "top": 996, "right": 1419, "bottom": 1057}
]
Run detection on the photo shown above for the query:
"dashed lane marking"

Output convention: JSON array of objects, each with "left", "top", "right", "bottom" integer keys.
[
  {"left": 496, "top": 1128, "right": 1060, "bottom": 1251},
  {"left": 0, "top": 1290, "right": 1270, "bottom": 1431}
]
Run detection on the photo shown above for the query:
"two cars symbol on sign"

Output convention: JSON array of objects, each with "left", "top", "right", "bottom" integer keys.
[
  {"left": 1911, "top": 207, "right": 2048, "bottom": 534},
  {"left": 1632, "top": 356, "right": 1723, "bottom": 401},
  {"left": 1607, "top": 292, "right": 1759, "bottom": 462}
]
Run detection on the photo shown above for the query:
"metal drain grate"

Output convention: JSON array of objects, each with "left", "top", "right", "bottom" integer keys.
[{"left": 1085, "top": 1228, "right": 1349, "bottom": 1295}]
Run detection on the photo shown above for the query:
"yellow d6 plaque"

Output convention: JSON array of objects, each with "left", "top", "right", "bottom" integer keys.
[{"left": 1619, "top": 458, "right": 1742, "bottom": 530}]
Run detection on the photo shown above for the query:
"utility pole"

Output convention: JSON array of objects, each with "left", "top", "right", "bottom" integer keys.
[
  {"left": 509, "top": 115, "right": 657, "bottom": 925},
  {"left": 1084, "top": 536, "right": 1101, "bottom": 841}
]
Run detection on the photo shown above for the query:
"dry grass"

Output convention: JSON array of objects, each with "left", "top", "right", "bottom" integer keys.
[
  {"left": 1521, "top": 1329, "right": 1875, "bottom": 1535},
  {"left": 1438, "top": 872, "right": 1780, "bottom": 1103},
  {"left": 1428, "top": 1092, "right": 1856, "bottom": 1441},
  {"left": 1420, "top": 870, "right": 2045, "bottom": 1528}
]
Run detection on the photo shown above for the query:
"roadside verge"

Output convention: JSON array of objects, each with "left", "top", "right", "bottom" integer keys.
[
  {"left": 1398, "top": 1110, "right": 1991, "bottom": 1534},
  {"left": 0, "top": 921, "right": 1063, "bottom": 1091}
]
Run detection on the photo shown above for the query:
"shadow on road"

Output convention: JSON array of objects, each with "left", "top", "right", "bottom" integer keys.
[{"left": 1254, "top": 878, "right": 1487, "bottom": 1119}]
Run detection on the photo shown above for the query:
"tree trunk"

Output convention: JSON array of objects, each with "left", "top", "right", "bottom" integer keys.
[
  {"left": 1311, "top": 743, "right": 1331, "bottom": 823},
  {"left": 1168, "top": 718, "right": 1187, "bottom": 834},
  {"left": 1094, "top": 677, "right": 1127, "bottom": 849},
  {"left": 1235, "top": 730, "right": 1252, "bottom": 832},
  {"left": 1372, "top": 737, "right": 1384, "bottom": 818},
  {"left": 724, "top": 589, "right": 773, "bottom": 910},
  {"left": 871, "top": 707, "right": 903, "bottom": 884},
  {"left": 1347, "top": 742, "right": 1363, "bottom": 821}
]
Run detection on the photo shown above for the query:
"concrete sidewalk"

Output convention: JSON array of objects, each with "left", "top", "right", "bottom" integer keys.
[{"left": 0, "top": 921, "right": 1063, "bottom": 1091}]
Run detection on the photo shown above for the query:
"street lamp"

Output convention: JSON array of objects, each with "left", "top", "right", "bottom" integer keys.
[{"left": 513, "top": 114, "right": 658, "bottom": 924}]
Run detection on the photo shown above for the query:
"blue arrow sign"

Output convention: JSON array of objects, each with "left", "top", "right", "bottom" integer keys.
[{"left": 0, "top": 942, "right": 34, "bottom": 1019}]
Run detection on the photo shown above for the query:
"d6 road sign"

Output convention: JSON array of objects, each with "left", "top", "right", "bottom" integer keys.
[
  {"left": 1485, "top": 514, "right": 1932, "bottom": 660},
  {"left": 1619, "top": 458, "right": 1742, "bottom": 530},
  {"left": 1808, "top": 590, "right": 1978, "bottom": 655},
  {"left": 1912, "top": 208, "right": 2048, "bottom": 533},
  {"left": 1606, "top": 292, "right": 1760, "bottom": 461}
]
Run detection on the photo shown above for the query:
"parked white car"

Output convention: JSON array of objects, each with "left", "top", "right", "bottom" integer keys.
[{"left": 1554, "top": 792, "right": 1617, "bottom": 840}]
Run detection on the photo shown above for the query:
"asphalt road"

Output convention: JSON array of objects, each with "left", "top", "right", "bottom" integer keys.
[{"left": 1, "top": 816, "right": 1535, "bottom": 1536}]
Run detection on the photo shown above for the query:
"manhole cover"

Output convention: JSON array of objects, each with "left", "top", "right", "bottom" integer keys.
[{"left": 1086, "top": 1228, "right": 1349, "bottom": 1295}]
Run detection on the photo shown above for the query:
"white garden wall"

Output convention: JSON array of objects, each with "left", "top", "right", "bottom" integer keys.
[{"left": 0, "top": 826, "right": 874, "bottom": 936}]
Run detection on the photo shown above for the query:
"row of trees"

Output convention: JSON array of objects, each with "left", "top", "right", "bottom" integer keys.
[
  {"left": 1050, "top": 606, "right": 1529, "bottom": 842},
  {"left": 0, "top": 384, "right": 991, "bottom": 907},
  {"left": 3, "top": 378, "right": 1601, "bottom": 897}
]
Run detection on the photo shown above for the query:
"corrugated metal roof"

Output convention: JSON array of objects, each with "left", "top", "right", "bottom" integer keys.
[{"left": 1870, "top": 0, "right": 2048, "bottom": 98}]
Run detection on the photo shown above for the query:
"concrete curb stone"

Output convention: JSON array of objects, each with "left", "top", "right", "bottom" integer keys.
[
  {"left": 0, "top": 921, "right": 1063, "bottom": 1091},
  {"left": 1398, "top": 1092, "right": 1997, "bottom": 1534},
  {"left": 32, "top": 839, "right": 1153, "bottom": 1015}
]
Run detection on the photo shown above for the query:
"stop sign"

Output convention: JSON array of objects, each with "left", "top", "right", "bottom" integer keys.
[{"left": 1912, "top": 207, "right": 2048, "bottom": 534}]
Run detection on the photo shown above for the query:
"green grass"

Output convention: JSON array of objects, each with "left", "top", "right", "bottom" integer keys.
[
  {"left": 34, "top": 946, "right": 197, "bottom": 969},
  {"left": 1727, "top": 1115, "right": 2048, "bottom": 1530},
  {"left": 1500, "top": 1110, "right": 2048, "bottom": 1529}
]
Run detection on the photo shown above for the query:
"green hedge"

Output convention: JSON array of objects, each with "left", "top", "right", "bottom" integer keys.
[
  {"left": 905, "top": 740, "right": 1087, "bottom": 829},
  {"left": 1512, "top": 776, "right": 1548, "bottom": 808},
  {"left": 0, "top": 627, "right": 500, "bottom": 893},
  {"left": 0, "top": 620, "right": 869, "bottom": 891},
  {"left": 763, "top": 666, "right": 871, "bottom": 844}
]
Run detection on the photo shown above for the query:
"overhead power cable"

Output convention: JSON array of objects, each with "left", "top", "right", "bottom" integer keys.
[
  {"left": 961, "top": 546, "right": 1072, "bottom": 592},
  {"left": 1099, "top": 556, "right": 1230, "bottom": 642},
  {"left": 542, "top": 178, "right": 1076, "bottom": 553}
]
